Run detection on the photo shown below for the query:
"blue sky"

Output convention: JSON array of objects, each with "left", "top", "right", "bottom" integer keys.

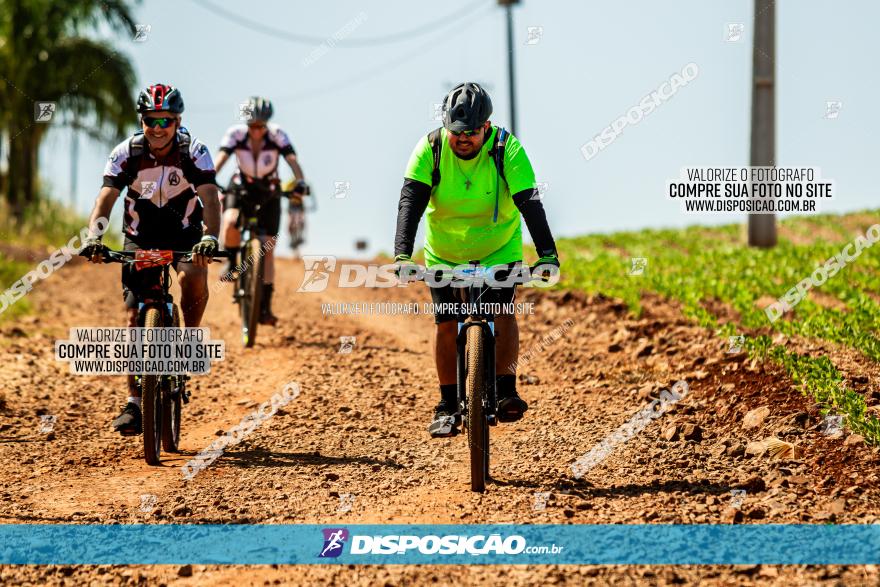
[{"left": 40, "top": 0, "right": 878, "bottom": 258}]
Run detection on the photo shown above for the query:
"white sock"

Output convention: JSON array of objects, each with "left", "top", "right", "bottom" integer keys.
[{"left": 127, "top": 396, "right": 141, "bottom": 408}]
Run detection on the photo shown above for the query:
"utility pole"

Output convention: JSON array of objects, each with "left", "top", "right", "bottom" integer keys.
[
  {"left": 498, "top": 0, "right": 519, "bottom": 137},
  {"left": 748, "top": 0, "right": 777, "bottom": 247},
  {"left": 70, "top": 121, "right": 79, "bottom": 210}
]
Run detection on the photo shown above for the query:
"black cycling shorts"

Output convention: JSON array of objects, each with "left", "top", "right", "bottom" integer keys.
[
  {"left": 224, "top": 182, "right": 281, "bottom": 237},
  {"left": 428, "top": 262, "right": 520, "bottom": 324},
  {"left": 120, "top": 236, "right": 199, "bottom": 310}
]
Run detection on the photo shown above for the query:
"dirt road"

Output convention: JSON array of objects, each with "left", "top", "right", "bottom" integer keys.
[{"left": 1, "top": 255, "right": 879, "bottom": 585}]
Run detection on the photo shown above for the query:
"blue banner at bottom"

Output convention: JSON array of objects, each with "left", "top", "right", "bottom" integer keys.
[{"left": 2, "top": 524, "right": 880, "bottom": 565}]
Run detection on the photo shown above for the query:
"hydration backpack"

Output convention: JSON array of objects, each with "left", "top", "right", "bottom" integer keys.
[
  {"left": 427, "top": 126, "right": 510, "bottom": 222},
  {"left": 123, "top": 127, "right": 199, "bottom": 187}
]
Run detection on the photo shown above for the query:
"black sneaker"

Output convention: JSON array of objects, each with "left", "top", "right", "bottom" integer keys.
[
  {"left": 496, "top": 389, "right": 528, "bottom": 423},
  {"left": 428, "top": 400, "right": 461, "bottom": 438},
  {"left": 259, "top": 283, "right": 278, "bottom": 326},
  {"left": 259, "top": 308, "right": 279, "bottom": 326},
  {"left": 112, "top": 402, "right": 142, "bottom": 436}
]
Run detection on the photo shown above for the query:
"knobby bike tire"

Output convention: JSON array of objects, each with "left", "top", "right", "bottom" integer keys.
[
  {"left": 240, "top": 238, "right": 265, "bottom": 348},
  {"left": 161, "top": 304, "right": 182, "bottom": 452},
  {"left": 142, "top": 307, "right": 163, "bottom": 465},
  {"left": 466, "top": 324, "right": 488, "bottom": 493}
]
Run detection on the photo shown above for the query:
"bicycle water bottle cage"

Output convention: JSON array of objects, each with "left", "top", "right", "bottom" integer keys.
[{"left": 134, "top": 250, "right": 174, "bottom": 271}]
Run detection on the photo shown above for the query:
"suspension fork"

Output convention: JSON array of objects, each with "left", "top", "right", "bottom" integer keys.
[{"left": 455, "top": 281, "right": 498, "bottom": 424}]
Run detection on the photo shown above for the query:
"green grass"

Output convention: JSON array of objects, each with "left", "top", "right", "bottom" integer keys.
[
  {"left": 0, "top": 197, "right": 122, "bottom": 250},
  {"left": 0, "top": 253, "right": 33, "bottom": 322},
  {"left": 0, "top": 196, "right": 122, "bottom": 323},
  {"left": 557, "top": 210, "right": 880, "bottom": 444}
]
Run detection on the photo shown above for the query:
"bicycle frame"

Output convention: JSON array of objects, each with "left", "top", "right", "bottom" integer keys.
[
  {"left": 452, "top": 263, "right": 499, "bottom": 426},
  {"left": 135, "top": 261, "right": 175, "bottom": 326}
]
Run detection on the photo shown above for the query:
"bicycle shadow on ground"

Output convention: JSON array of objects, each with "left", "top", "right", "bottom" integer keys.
[
  {"left": 491, "top": 476, "right": 751, "bottom": 499},
  {"left": 0, "top": 437, "right": 48, "bottom": 443},
  {"left": 216, "top": 448, "right": 405, "bottom": 470}
]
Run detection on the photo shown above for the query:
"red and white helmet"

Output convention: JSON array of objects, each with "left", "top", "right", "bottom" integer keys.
[{"left": 136, "top": 84, "right": 185, "bottom": 114}]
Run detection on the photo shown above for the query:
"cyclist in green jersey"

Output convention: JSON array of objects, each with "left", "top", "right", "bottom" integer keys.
[{"left": 393, "top": 82, "right": 560, "bottom": 437}]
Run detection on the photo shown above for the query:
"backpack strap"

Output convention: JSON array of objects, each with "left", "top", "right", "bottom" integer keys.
[
  {"left": 427, "top": 127, "right": 442, "bottom": 189},
  {"left": 124, "top": 131, "right": 146, "bottom": 188},
  {"left": 177, "top": 126, "right": 192, "bottom": 154},
  {"left": 488, "top": 126, "right": 509, "bottom": 223},
  {"left": 490, "top": 126, "right": 508, "bottom": 183},
  {"left": 175, "top": 126, "right": 200, "bottom": 182},
  {"left": 124, "top": 128, "right": 200, "bottom": 188}
]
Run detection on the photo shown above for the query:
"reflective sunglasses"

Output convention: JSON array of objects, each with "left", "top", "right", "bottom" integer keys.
[
  {"left": 449, "top": 128, "right": 482, "bottom": 137},
  {"left": 142, "top": 116, "right": 176, "bottom": 129}
]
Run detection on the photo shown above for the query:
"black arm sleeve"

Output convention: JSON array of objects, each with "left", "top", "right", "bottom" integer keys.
[
  {"left": 512, "top": 188, "right": 557, "bottom": 257},
  {"left": 394, "top": 178, "right": 431, "bottom": 257}
]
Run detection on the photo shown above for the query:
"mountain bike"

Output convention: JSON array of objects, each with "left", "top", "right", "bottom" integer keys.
[
  {"left": 225, "top": 181, "right": 280, "bottom": 348},
  {"left": 84, "top": 247, "right": 227, "bottom": 465},
  {"left": 285, "top": 184, "right": 314, "bottom": 256},
  {"left": 413, "top": 261, "right": 552, "bottom": 492}
]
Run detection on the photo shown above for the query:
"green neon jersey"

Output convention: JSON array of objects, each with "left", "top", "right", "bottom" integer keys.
[{"left": 404, "top": 127, "right": 536, "bottom": 267}]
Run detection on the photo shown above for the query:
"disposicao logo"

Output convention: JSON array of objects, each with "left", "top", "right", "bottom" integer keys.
[
  {"left": 298, "top": 256, "right": 336, "bottom": 293},
  {"left": 318, "top": 528, "right": 349, "bottom": 558}
]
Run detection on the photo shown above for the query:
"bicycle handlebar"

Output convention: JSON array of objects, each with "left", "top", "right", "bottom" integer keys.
[
  {"left": 81, "top": 247, "right": 229, "bottom": 263},
  {"left": 402, "top": 262, "right": 554, "bottom": 284}
]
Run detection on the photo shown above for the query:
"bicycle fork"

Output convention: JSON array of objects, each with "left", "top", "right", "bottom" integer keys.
[{"left": 455, "top": 320, "right": 498, "bottom": 426}]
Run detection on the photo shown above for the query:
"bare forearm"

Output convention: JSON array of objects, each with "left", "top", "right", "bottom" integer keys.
[
  {"left": 199, "top": 186, "right": 221, "bottom": 237},
  {"left": 89, "top": 187, "right": 119, "bottom": 236},
  {"left": 285, "top": 154, "right": 305, "bottom": 181},
  {"left": 214, "top": 151, "right": 230, "bottom": 175}
]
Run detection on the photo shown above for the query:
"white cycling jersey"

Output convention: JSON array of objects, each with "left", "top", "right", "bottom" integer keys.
[
  {"left": 218, "top": 123, "right": 295, "bottom": 179},
  {"left": 103, "top": 130, "right": 215, "bottom": 245}
]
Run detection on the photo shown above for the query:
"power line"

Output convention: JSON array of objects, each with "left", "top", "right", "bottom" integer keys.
[
  {"left": 185, "top": 3, "right": 494, "bottom": 109},
  {"left": 273, "top": 4, "right": 493, "bottom": 103},
  {"left": 191, "top": 0, "right": 488, "bottom": 48}
]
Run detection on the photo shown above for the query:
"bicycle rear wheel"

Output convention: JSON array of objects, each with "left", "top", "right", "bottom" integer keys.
[
  {"left": 465, "top": 324, "right": 488, "bottom": 493},
  {"left": 142, "top": 307, "right": 163, "bottom": 465},
  {"left": 239, "top": 238, "right": 264, "bottom": 347},
  {"left": 290, "top": 208, "right": 305, "bottom": 248},
  {"left": 161, "top": 304, "right": 182, "bottom": 452}
]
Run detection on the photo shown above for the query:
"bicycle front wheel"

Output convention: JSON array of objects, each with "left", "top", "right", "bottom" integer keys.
[
  {"left": 142, "top": 307, "right": 163, "bottom": 465},
  {"left": 161, "top": 304, "right": 182, "bottom": 452},
  {"left": 239, "top": 238, "right": 264, "bottom": 348},
  {"left": 465, "top": 324, "right": 488, "bottom": 493}
]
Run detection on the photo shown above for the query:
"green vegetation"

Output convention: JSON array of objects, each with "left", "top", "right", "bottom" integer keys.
[
  {"left": 0, "top": 253, "right": 31, "bottom": 321},
  {"left": 557, "top": 210, "right": 880, "bottom": 444},
  {"left": 747, "top": 336, "right": 880, "bottom": 443},
  {"left": 0, "top": 0, "right": 139, "bottom": 219},
  {"left": 0, "top": 197, "right": 121, "bottom": 249},
  {"left": 0, "top": 197, "right": 120, "bottom": 323}
]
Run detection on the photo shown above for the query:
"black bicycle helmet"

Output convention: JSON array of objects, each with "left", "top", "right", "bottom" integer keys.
[
  {"left": 136, "top": 84, "right": 184, "bottom": 114},
  {"left": 442, "top": 82, "right": 492, "bottom": 132},
  {"left": 244, "top": 96, "right": 273, "bottom": 123}
]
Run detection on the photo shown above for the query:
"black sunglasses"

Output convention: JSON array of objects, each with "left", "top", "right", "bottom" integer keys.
[
  {"left": 142, "top": 116, "right": 176, "bottom": 129},
  {"left": 449, "top": 128, "right": 482, "bottom": 137}
]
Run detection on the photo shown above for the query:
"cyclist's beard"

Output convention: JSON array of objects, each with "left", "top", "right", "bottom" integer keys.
[{"left": 452, "top": 140, "right": 483, "bottom": 160}]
